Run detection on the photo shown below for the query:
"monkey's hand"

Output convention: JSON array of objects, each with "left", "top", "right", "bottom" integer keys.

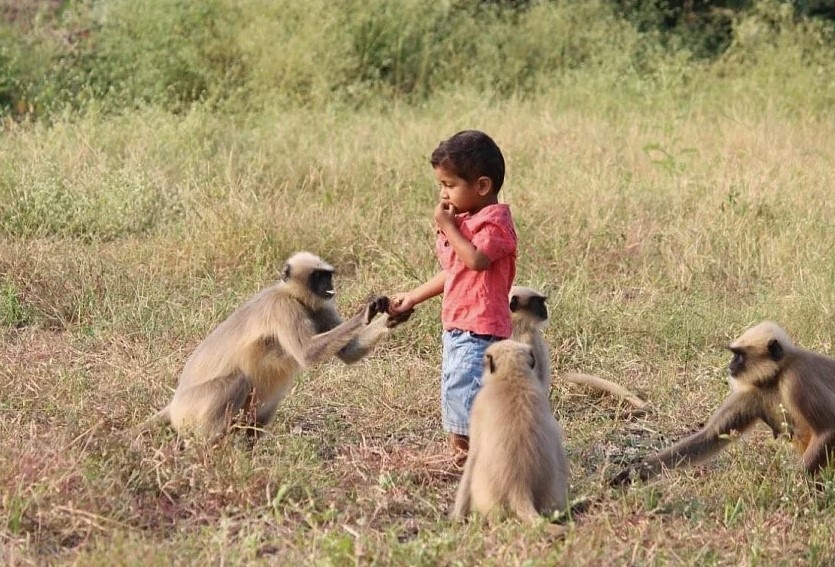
[
  {"left": 364, "top": 295, "right": 390, "bottom": 324},
  {"left": 609, "top": 459, "right": 652, "bottom": 487},
  {"left": 609, "top": 466, "right": 636, "bottom": 487},
  {"left": 385, "top": 308, "right": 414, "bottom": 329}
]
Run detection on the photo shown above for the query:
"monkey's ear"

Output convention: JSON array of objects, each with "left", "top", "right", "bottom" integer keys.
[
  {"left": 528, "top": 351, "right": 536, "bottom": 369},
  {"left": 767, "top": 339, "right": 784, "bottom": 361},
  {"left": 282, "top": 262, "right": 292, "bottom": 281},
  {"left": 509, "top": 296, "right": 519, "bottom": 312},
  {"left": 486, "top": 353, "right": 496, "bottom": 373}
]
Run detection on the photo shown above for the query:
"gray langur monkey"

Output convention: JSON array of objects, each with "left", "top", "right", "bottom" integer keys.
[
  {"left": 612, "top": 321, "right": 835, "bottom": 485},
  {"left": 452, "top": 340, "right": 570, "bottom": 523},
  {"left": 135, "top": 251, "right": 412, "bottom": 439},
  {"left": 509, "top": 286, "right": 647, "bottom": 410}
]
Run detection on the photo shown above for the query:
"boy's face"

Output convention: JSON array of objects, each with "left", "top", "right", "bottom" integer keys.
[{"left": 434, "top": 165, "right": 492, "bottom": 215}]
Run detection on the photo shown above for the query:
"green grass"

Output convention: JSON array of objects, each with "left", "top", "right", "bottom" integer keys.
[{"left": 2, "top": 6, "right": 835, "bottom": 562}]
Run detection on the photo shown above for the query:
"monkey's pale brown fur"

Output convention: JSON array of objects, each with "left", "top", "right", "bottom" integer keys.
[
  {"left": 612, "top": 321, "right": 835, "bottom": 484},
  {"left": 136, "top": 251, "right": 409, "bottom": 439},
  {"left": 508, "top": 287, "right": 552, "bottom": 394},
  {"left": 452, "top": 340, "right": 570, "bottom": 522}
]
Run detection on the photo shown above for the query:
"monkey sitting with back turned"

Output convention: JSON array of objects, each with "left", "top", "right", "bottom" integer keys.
[
  {"left": 134, "top": 251, "right": 412, "bottom": 440},
  {"left": 452, "top": 339, "right": 570, "bottom": 523}
]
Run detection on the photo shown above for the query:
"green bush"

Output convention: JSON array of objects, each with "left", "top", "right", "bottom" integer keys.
[
  {"left": 0, "top": 0, "right": 832, "bottom": 117},
  {"left": 84, "top": 0, "right": 245, "bottom": 110},
  {"left": 709, "top": 0, "right": 835, "bottom": 113},
  {"left": 0, "top": 24, "right": 61, "bottom": 116}
]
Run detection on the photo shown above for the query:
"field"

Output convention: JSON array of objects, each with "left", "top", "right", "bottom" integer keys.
[{"left": 2, "top": 1, "right": 835, "bottom": 565}]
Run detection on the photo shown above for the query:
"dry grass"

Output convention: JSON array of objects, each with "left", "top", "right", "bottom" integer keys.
[{"left": 1, "top": 93, "right": 835, "bottom": 565}]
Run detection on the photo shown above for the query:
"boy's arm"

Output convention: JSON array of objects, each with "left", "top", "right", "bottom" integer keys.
[
  {"left": 441, "top": 223, "right": 490, "bottom": 271},
  {"left": 389, "top": 270, "right": 446, "bottom": 315},
  {"left": 435, "top": 202, "right": 490, "bottom": 271}
]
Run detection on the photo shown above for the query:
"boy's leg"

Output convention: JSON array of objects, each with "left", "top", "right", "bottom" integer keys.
[
  {"left": 448, "top": 433, "right": 470, "bottom": 467},
  {"left": 441, "top": 330, "right": 495, "bottom": 466}
]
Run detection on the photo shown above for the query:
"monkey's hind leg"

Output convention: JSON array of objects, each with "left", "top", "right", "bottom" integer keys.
[
  {"left": 128, "top": 405, "right": 171, "bottom": 440},
  {"left": 170, "top": 372, "right": 252, "bottom": 438},
  {"left": 511, "top": 487, "right": 568, "bottom": 537},
  {"left": 508, "top": 488, "right": 541, "bottom": 524},
  {"left": 802, "top": 430, "right": 835, "bottom": 473},
  {"left": 451, "top": 455, "right": 475, "bottom": 521},
  {"left": 541, "top": 471, "right": 569, "bottom": 515},
  {"left": 241, "top": 390, "right": 288, "bottom": 443}
]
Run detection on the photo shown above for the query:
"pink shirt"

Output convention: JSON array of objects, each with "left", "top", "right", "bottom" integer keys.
[{"left": 435, "top": 204, "right": 517, "bottom": 338}]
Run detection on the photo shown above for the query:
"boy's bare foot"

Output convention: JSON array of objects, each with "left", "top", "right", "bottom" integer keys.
[{"left": 449, "top": 433, "right": 469, "bottom": 469}]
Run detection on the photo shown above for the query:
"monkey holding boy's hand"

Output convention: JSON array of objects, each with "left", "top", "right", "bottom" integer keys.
[
  {"left": 385, "top": 294, "right": 415, "bottom": 326},
  {"left": 364, "top": 295, "right": 391, "bottom": 324},
  {"left": 131, "top": 252, "right": 417, "bottom": 441},
  {"left": 365, "top": 294, "right": 413, "bottom": 328}
]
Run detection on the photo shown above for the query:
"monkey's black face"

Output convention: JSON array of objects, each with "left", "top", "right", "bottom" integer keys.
[
  {"left": 510, "top": 296, "right": 548, "bottom": 321},
  {"left": 728, "top": 348, "right": 745, "bottom": 377},
  {"left": 728, "top": 339, "right": 783, "bottom": 377},
  {"left": 309, "top": 269, "right": 335, "bottom": 299}
]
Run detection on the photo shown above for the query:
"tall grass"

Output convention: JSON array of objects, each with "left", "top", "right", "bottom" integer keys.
[{"left": 1, "top": 1, "right": 834, "bottom": 565}]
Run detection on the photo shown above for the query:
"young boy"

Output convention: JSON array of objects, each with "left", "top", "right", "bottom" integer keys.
[{"left": 389, "top": 130, "right": 517, "bottom": 466}]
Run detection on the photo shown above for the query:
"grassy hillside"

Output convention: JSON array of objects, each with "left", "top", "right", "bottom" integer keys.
[{"left": 1, "top": 1, "right": 835, "bottom": 565}]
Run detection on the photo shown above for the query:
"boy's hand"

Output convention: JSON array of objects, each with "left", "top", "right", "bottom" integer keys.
[
  {"left": 388, "top": 293, "right": 416, "bottom": 316},
  {"left": 434, "top": 201, "right": 457, "bottom": 229}
]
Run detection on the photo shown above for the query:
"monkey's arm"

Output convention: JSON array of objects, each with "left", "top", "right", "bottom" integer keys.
[
  {"left": 759, "top": 405, "right": 791, "bottom": 439},
  {"left": 280, "top": 297, "right": 387, "bottom": 369},
  {"left": 612, "top": 391, "right": 761, "bottom": 485},
  {"left": 337, "top": 309, "right": 414, "bottom": 363}
]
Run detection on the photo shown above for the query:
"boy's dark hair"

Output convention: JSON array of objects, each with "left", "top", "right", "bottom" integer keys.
[{"left": 430, "top": 130, "right": 505, "bottom": 193}]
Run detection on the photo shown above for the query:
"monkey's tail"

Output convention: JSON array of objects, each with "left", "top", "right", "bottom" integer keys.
[
  {"left": 562, "top": 373, "right": 648, "bottom": 411},
  {"left": 127, "top": 405, "right": 171, "bottom": 439}
]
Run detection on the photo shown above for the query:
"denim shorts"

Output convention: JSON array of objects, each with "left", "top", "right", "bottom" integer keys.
[{"left": 441, "top": 329, "right": 500, "bottom": 436}]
